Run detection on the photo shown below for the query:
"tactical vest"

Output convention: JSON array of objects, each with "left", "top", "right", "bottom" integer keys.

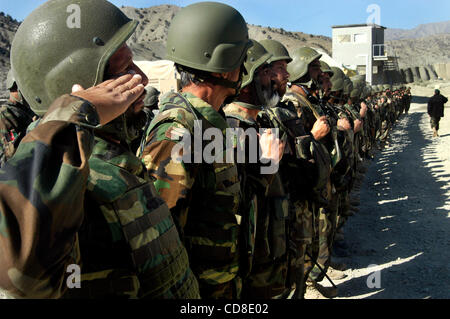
[
  {"left": 147, "top": 93, "right": 242, "bottom": 286},
  {"left": 281, "top": 92, "right": 332, "bottom": 205},
  {"left": 63, "top": 137, "right": 199, "bottom": 299},
  {"left": 224, "top": 103, "right": 288, "bottom": 276}
]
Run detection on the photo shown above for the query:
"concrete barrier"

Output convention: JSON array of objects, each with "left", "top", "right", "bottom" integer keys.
[
  {"left": 434, "top": 63, "right": 444, "bottom": 79},
  {"left": 426, "top": 66, "right": 438, "bottom": 80},
  {"left": 400, "top": 69, "right": 406, "bottom": 83},
  {"left": 446, "top": 63, "right": 450, "bottom": 80},
  {"left": 404, "top": 68, "right": 414, "bottom": 83},
  {"left": 412, "top": 67, "right": 421, "bottom": 82},
  {"left": 418, "top": 66, "right": 430, "bottom": 81}
]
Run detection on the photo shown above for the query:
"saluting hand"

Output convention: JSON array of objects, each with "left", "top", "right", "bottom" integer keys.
[{"left": 71, "top": 73, "right": 145, "bottom": 125}]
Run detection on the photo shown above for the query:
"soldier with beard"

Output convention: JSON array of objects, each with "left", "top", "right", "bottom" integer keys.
[
  {"left": 258, "top": 40, "right": 328, "bottom": 299},
  {"left": 282, "top": 47, "right": 341, "bottom": 298},
  {"left": 223, "top": 40, "right": 286, "bottom": 299}
]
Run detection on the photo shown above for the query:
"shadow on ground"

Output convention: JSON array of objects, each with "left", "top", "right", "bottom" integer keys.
[{"left": 338, "top": 111, "right": 450, "bottom": 299}]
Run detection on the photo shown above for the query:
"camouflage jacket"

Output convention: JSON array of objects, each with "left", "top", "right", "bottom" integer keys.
[
  {"left": 223, "top": 102, "right": 275, "bottom": 276},
  {"left": 139, "top": 92, "right": 242, "bottom": 298},
  {"left": 0, "top": 100, "right": 36, "bottom": 166},
  {"left": 281, "top": 88, "right": 332, "bottom": 205},
  {"left": 0, "top": 94, "right": 199, "bottom": 299},
  {"left": 66, "top": 128, "right": 199, "bottom": 299}
]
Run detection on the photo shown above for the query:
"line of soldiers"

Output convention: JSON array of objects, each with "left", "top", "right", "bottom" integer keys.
[{"left": 0, "top": 0, "right": 411, "bottom": 299}]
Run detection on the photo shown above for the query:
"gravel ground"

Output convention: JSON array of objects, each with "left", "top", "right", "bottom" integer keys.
[{"left": 307, "top": 84, "right": 450, "bottom": 299}]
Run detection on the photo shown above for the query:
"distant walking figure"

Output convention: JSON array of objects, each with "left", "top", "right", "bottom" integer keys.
[{"left": 428, "top": 89, "right": 448, "bottom": 137}]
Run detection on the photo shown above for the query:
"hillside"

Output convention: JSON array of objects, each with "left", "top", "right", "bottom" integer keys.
[
  {"left": 120, "top": 5, "right": 332, "bottom": 61},
  {"left": 1, "top": 4, "right": 450, "bottom": 98},
  {"left": 386, "top": 20, "right": 450, "bottom": 41},
  {"left": 0, "top": 12, "right": 20, "bottom": 98},
  {"left": 387, "top": 34, "right": 450, "bottom": 69}
]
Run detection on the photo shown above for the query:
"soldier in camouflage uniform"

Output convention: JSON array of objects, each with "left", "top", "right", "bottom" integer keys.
[
  {"left": 316, "top": 63, "right": 354, "bottom": 279},
  {"left": 139, "top": 2, "right": 253, "bottom": 299},
  {"left": 326, "top": 69, "right": 355, "bottom": 239},
  {"left": 282, "top": 47, "right": 342, "bottom": 298},
  {"left": 132, "top": 86, "right": 161, "bottom": 154},
  {"left": 0, "top": 70, "right": 36, "bottom": 166},
  {"left": 258, "top": 40, "right": 329, "bottom": 299},
  {"left": 0, "top": 0, "right": 199, "bottom": 299},
  {"left": 223, "top": 40, "right": 287, "bottom": 299}
]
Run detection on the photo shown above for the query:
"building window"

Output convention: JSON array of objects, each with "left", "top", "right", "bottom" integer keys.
[
  {"left": 354, "top": 33, "right": 367, "bottom": 43},
  {"left": 337, "top": 34, "right": 351, "bottom": 43},
  {"left": 357, "top": 65, "right": 367, "bottom": 75}
]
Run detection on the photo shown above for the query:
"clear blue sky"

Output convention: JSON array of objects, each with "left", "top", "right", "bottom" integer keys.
[{"left": 1, "top": 0, "right": 449, "bottom": 37}]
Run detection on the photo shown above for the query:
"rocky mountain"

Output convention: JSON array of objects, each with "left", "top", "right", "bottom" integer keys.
[
  {"left": 385, "top": 20, "right": 450, "bottom": 41},
  {"left": 120, "top": 5, "right": 332, "bottom": 61},
  {"left": 1, "top": 4, "right": 450, "bottom": 98},
  {"left": 387, "top": 34, "right": 450, "bottom": 69},
  {"left": 0, "top": 12, "right": 20, "bottom": 98}
]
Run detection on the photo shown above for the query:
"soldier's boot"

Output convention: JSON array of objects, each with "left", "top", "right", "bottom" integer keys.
[
  {"left": 329, "top": 259, "right": 348, "bottom": 271},
  {"left": 326, "top": 268, "right": 347, "bottom": 280},
  {"left": 432, "top": 128, "right": 437, "bottom": 138},
  {"left": 307, "top": 279, "right": 338, "bottom": 299},
  {"left": 436, "top": 130, "right": 440, "bottom": 137}
]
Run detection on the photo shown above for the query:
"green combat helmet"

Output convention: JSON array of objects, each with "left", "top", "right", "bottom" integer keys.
[
  {"left": 350, "top": 78, "right": 364, "bottom": 99},
  {"left": 287, "top": 47, "right": 322, "bottom": 83},
  {"left": 166, "top": 2, "right": 251, "bottom": 75},
  {"left": 259, "top": 39, "right": 292, "bottom": 64},
  {"left": 6, "top": 69, "right": 16, "bottom": 91},
  {"left": 6, "top": 68, "right": 25, "bottom": 105},
  {"left": 320, "top": 61, "right": 334, "bottom": 77},
  {"left": 143, "top": 86, "right": 161, "bottom": 108},
  {"left": 343, "top": 77, "right": 354, "bottom": 96},
  {"left": 11, "top": 0, "right": 138, "bottom": 116},
  {"left": 241, "top": 40, "right": 272, "bottom": 89},
  {"left": 330, "top": 67, "right": 345, "bottom": 92}
]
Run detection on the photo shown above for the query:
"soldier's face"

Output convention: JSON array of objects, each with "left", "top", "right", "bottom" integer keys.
[
  {"left": 319, "top": 73, "right": 332, "bottom": 94},
  {"left": 105, "top": 44, "right": 149, "bottom": 113},
  {"left": 255, "top": 64, "right": 279, "bottom": 107},
  {"left": 270, "top": 60, "right": 290, "bottom": 97},
  {"left": 308, "top": 59, "right": 322, "bottom": 81}
]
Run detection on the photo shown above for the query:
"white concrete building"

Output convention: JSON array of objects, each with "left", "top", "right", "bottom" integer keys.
[{"left": 332, "top": 24, "right": 396, "bottom": 85}]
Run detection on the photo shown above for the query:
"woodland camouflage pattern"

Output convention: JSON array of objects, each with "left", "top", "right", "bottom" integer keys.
[
  {"left": 0, "top": 101, "right": 36, "bottom": 166},
  {"left": 223, "top": 101, "right": 287, "bottom": 299},
  {"left": 139, "top": 92, "right": 242, "bottom": 299},
  {"left": 0, "top": 94, "right": 200, "bottom": 299}
]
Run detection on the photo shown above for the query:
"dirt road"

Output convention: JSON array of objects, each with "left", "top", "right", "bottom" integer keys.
[{"left": 308, "top": 85, "right": 450, "bottom": 299}]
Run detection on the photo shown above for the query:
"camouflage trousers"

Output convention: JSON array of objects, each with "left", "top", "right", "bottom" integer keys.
[
  {"left": 303, "top": 201, "right": 322, "bottom": 282},
  {"left": 242, "top": 259, "right": 288, "bottom": 299},
  {"left": 308, "top": 191, "right": 340, "bottom": 282},
  {"left": 286, "top": 199, "right": 313, "bottom": 298},
  {"left": 335, "top": 189, "right": 351, "bottom": 232},
  {"left": 200, "top": 276, "right": 243, "bottom": 299}
]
